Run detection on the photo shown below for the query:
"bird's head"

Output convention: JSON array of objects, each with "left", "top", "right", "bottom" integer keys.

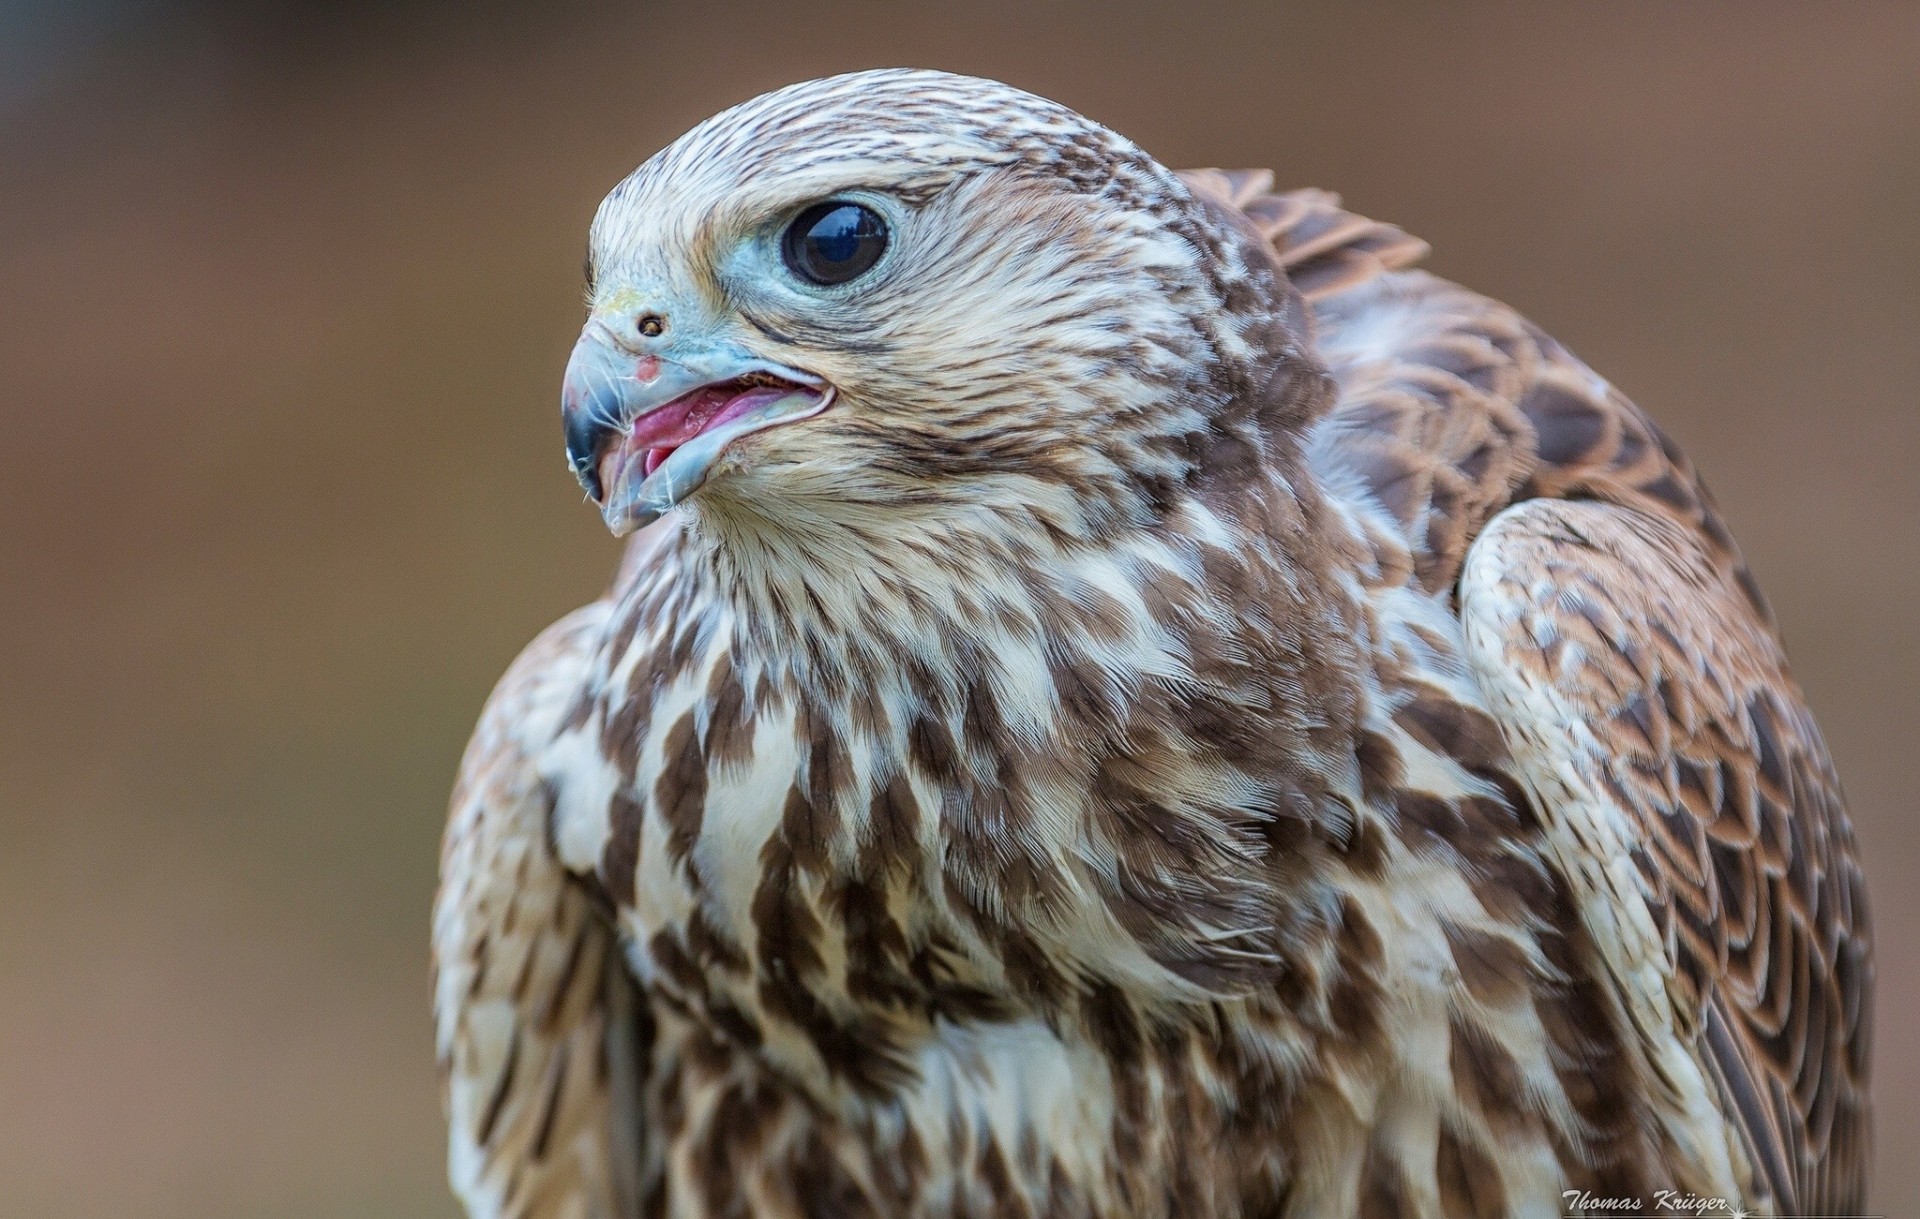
[{"left": 563, "top": 69, "right": 1317, "bottom": 541}]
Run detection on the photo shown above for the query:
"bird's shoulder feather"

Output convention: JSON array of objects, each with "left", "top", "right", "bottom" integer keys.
[
  {"left": 1194, "top": 173, "right": 1869, "bottom": 1208},
  {"left": 1195, "top": 174, "right": 1873, "bottom": 1209},
  {"left": 433, "top": 604, "right": 651, "bottom": 1218},
  {"left": 1459, "top": 499, "right": 1870, "bottom": 1211}
]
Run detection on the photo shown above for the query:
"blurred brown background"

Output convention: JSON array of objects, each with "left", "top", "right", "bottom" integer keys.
[{"left": 1, "top": 2, "right": 1914, "bottom": 1215}]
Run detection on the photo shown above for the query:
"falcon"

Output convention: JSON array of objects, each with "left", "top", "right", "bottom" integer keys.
[{"left": 432, "top": 70, "right": 1872, "bottom": 1218}]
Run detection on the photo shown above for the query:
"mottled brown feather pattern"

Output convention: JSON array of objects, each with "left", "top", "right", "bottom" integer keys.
[
  {"left": 1461, "top": 501, "right": 1869, "bottom": 1211},
  {"left": 436, "top": 71, "right": 1869, "bottom": 1219},
  {"left": 435, "top": 606, "right": 653, "bottom": 1218}
]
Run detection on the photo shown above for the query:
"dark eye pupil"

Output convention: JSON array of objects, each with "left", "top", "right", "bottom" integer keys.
[{"left": 783, "top": 202, "right": 888, "bottom": 285}]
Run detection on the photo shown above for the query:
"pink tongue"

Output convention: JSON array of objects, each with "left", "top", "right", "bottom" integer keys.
[{"left": 626, "top": 385, "right": 799, "bottom": 478}]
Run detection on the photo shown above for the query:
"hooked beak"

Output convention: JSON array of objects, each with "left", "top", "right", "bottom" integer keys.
[{"left": 560, "top": 324, "right": 832, "bottom": 536}]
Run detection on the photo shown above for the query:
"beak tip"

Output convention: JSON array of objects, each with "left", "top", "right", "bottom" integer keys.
[
  {"left": 571, "top": 460, "right": 604, "bottom": 504},
  {"left": 564, "top": 407, "right": 613, "bottom": 503}
]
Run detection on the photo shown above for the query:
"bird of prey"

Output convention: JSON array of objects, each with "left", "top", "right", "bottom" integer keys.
[{"left": 432, "top": 70, "right": 1871, "bottom": 1219}]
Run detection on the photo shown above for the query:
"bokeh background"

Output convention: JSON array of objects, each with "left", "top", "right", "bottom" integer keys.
[{"left": 2, "top": 2, "right": 1915, "bottom": 1214}]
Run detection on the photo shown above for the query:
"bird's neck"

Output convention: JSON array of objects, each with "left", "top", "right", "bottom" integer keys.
[{"left": 635, "top": 470, "right": 1374, "bottom": 1006}]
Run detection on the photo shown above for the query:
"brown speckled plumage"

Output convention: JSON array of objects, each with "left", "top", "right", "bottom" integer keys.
[{"left": 434, "top": 71, "right": 1870, "bottom": 1218}]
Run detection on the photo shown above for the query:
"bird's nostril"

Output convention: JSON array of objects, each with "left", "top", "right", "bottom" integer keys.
[{"left": 636, "top": 313, "right": 667, "bottom": 339}]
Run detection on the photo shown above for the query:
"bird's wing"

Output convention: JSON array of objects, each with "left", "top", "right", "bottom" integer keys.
[
  {"left": 1458, "top": 497, "right": 1872, "bottom": 1211},
  {"left": 1190, "top": 172, "right": 1872, "bottom": 1205},
  {"left": 434, "top": 602, "right": 648, "bottom": 1219}
]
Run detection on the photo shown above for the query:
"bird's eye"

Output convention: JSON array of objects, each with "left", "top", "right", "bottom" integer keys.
[{"left": 781, "top": 201, "right": 888, "bottom": 286}]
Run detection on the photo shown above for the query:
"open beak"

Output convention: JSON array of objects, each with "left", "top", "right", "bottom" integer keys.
[{"left": 560, "top": 323, "right": 831, "bottom": 536}]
